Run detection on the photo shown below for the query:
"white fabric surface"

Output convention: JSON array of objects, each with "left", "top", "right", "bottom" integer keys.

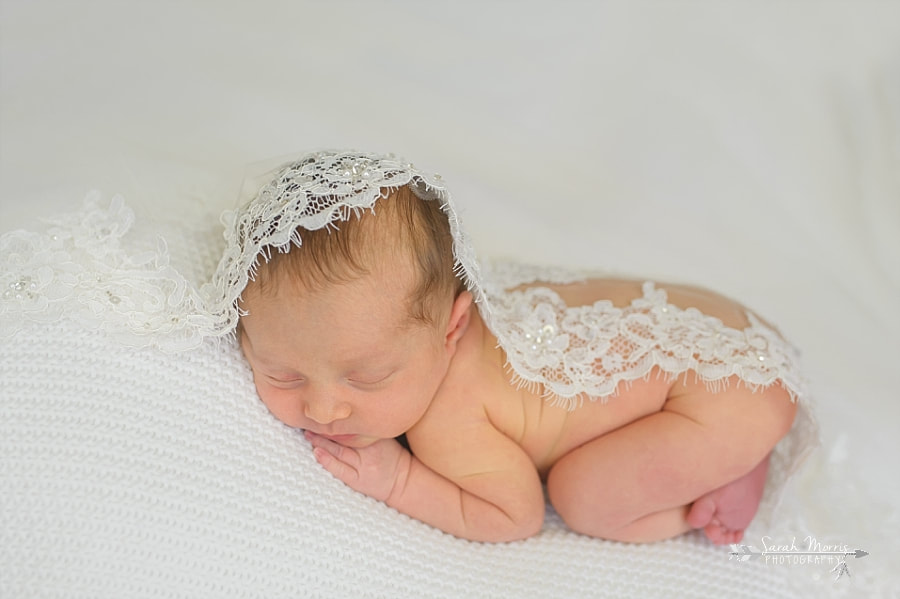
[
  {"left": 2, "top": 1, "right": 898, "bottom": 596},
  {"left": 0, "top": 297, "right": 806, "bottom": 598}
]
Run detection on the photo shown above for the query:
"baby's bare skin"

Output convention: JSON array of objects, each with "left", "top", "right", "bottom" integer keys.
[
  {"left": 404, "top": 278, "right": 795, "bottom": 543},
  {"left": 243, "top": 271, "right": 797, "bottom": 544}
]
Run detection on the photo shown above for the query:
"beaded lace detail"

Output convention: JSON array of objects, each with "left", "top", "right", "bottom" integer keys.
[
  {"left": 482, "top": 264, "right": 806, "bottom": 410},
  {"left": 0, "top": 193, "right": 213, "bottom": 351},
  {"left": 1, "top": 151, "right": 488, "bottom": 350},
  {"left": 202, "top": 150, "right": 486, "bottom": 337}
]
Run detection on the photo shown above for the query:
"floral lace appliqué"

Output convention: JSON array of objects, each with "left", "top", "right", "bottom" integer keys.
[
  {"left": 1, "top": 193, "right": 211, "bottom": 350},
  {"left": 205, "top": 150, "right": 486, "bottom": 339},
  {"left": 487, "top": 278, "right": 806, "bottom": 410}
]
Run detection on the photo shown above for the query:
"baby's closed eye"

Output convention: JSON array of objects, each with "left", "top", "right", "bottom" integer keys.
[
  {"left": 264, "top": 374, "right": 305, "bottom": 387},
  {"left": 347, "top": 371, "right": 395, "bottom": 387}
]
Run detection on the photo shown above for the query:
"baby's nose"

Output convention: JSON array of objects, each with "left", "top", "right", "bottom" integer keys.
[{"left": 303, "top": 394, "right": 351, "bottom": 425}]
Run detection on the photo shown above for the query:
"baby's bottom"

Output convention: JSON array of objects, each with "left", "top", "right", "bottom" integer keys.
[{"left": 545, "top": 376, "right": 797, "bottom": 544}]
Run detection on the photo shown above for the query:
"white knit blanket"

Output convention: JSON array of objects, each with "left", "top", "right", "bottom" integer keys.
[{"left": 0, "top": 207, "right": 870, "bottom": 598}]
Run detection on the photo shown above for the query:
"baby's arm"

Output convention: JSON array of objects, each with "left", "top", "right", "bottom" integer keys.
[{"left": 306, "top": 417, "right": 544, "bottom": 543}]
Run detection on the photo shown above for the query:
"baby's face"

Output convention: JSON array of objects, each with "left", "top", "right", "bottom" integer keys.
[{"left": 239, "top": 266, "right": 453, "bottom": 448}]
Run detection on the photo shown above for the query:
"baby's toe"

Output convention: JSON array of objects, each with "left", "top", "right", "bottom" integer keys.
[
  {"left": 687, "top": 496, "right": 717, "bottom": 529},
  {"left": 704, "top": 522, "right": 744, "bottom": 546}
]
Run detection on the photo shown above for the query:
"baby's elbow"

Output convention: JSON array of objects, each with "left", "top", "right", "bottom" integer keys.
[
  {"left": 521, "top": 509, "right": 545, "bottom": 539},
  {"left": 492, "top": 502, "right": 545, "bottom": 543},
  {"left": 483, "top": 515, "right": 542, "bottom": 544},
  {"left": 513, "top": 508, "right": 545, "bottom": 541},
  {"left": 464, "top": 494, "right": 544, "bottom": 543}
]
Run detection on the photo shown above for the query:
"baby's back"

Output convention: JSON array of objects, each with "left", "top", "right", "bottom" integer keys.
[
  {"left": 430, "top": 277, "right": 774, "bottom": 478},
  {"left": 529, "top": 278, "right": 753, "bottom": 330}
]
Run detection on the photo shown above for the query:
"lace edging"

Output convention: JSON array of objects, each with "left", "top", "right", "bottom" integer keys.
[
  {"left": 1, "top": 192, "right": 215, "bottom": 351},
  {"left": 203, "top": 151, "right": 488, "bottom": 342},
  {"left": 484, "top": 273, "right": 808, "bottom": 410},
  {"left": 1, "top": 152, "right": 491, "bottom": 352}
]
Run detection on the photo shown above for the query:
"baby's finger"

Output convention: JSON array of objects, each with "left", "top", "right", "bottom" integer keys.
[
  {"left": 311, "top": 444, "right": 363, "bottom": 487},
  {"left": 304, "top": 430, "right": 347, "bottom": 451},
  {"left": 304, "top": 431, "right": 362, "bottom": 480}
]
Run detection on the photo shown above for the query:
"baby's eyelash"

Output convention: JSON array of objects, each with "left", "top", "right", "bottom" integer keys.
[
  {"left": 267, "top": 374, "right": 303, "bottom": 384},
  {"left": 348, "top": 372, "right": 393, "bottom": 385}
]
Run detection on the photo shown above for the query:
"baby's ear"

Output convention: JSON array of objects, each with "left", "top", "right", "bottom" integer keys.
[{"left": 444, "top": 290, "right": 473, "bottom": 348}]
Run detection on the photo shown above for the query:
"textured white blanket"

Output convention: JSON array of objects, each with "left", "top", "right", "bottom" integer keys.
[
  {"left": 0, "top": 208, "right": 878, "bottom": 597},
  {"left": 0, "top": 317, "right": 802, "bottom": 598}
]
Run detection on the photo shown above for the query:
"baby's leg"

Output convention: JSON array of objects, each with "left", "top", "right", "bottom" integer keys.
[{"left": 546, "top": 376, "right": 796, "bottom": 544}]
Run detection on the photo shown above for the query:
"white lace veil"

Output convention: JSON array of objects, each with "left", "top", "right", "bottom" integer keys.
[
  {"left": 202, "top": 149, "right": 489, "bottom": 338},
  {"left": 0, "top": 149, "right": 490, "bottom": 351}
]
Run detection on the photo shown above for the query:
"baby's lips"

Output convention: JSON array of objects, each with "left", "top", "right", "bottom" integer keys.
[{"left": 305, "top": 430, "right": 358, "bottom": 445}]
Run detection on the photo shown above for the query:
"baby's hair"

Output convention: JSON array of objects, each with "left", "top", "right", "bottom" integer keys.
[{"left": 241, "top": 184, "right": 465, "bottom": 328}]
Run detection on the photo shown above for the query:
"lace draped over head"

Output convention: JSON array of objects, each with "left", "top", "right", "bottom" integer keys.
[
  {"left": 0, "top": 150, "right": 487, "bottom": 351},
  {"left": 202, "top": 150, "right": 487, "bottom": 337}
]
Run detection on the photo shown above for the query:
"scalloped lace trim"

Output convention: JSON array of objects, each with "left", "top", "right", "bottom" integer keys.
[
  {"left": 1, "top": 152, "right": 489, "bottom": 351},
  {"left": 203, "top": 150, "right": 487, "bottom": 339},
  {"left": 482, "top": 263, "right": 807, "bottom": 410}
]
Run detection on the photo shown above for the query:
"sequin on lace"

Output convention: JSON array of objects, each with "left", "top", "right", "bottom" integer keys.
[
  {"left": 202, "top": 150, "right": 486, "bottom": 336},
  {"left": 482, "top": 268, "right": 807, "bottom": 410},
  {"left": 0, "top": 193, "right": 209, "bottom": 350}
]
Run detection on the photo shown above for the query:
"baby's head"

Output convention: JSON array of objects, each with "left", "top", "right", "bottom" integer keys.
[
  {"left": 237, "top": 184, "right": 473, "bottom": 444},
  {"left": 243, "top": 184, "right": 465, "bottom": 328}
]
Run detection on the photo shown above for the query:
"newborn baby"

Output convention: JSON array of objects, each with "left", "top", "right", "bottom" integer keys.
[{"left": 225, "top": 150, "right": 814, "bottom": 545}]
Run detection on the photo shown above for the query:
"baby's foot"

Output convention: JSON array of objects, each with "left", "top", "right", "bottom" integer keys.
[{"left": 686, "top": 455, "right": 770, "bottom": 545}]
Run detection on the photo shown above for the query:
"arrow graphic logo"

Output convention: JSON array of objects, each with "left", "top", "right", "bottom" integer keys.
[{"left": 728, "top": 544, "right": 868, "bottom": 581}]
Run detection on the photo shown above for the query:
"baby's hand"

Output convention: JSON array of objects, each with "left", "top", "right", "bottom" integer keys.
[{"left": 304, "top": 431, "right": 411, "bottom": 503}]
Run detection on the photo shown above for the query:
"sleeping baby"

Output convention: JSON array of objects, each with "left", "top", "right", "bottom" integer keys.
[{"left": 220, "top": 150, "right": 815, "bottom": 545}]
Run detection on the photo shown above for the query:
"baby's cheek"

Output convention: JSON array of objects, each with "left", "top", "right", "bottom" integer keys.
[{"left": 256, "top": 386, "right": 302, "bottom": 427}]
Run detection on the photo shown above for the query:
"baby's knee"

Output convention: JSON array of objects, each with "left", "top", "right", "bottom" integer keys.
[
  {"left": 676, "top": 378, "right": 798, "bottom": 461},
  {"left": 727, "top": 383, "right": 799, "bottom": 478},
  {"left": 748, "top": 382, "right": 798, "bottom": 449}
]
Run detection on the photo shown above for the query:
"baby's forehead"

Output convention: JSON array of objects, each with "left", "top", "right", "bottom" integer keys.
[
  {"left": 246, "top": 242, "right": 419, "bottom": 299},
  {"left": 241, "top": 261, "right": 425, "bottom": 338}
]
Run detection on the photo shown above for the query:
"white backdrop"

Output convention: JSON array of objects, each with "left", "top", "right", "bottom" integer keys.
[{"left": 2, "top": 1, "right": 899, "bottom": 595}]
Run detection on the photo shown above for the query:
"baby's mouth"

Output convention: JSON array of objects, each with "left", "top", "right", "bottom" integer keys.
[{"left": 316, "top": 433, "right": 358, "bottom": 444}]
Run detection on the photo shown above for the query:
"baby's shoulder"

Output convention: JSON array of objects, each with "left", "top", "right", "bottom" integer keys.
[{"left": 409, "top": 308, "right": 517, "bottom": 440}]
